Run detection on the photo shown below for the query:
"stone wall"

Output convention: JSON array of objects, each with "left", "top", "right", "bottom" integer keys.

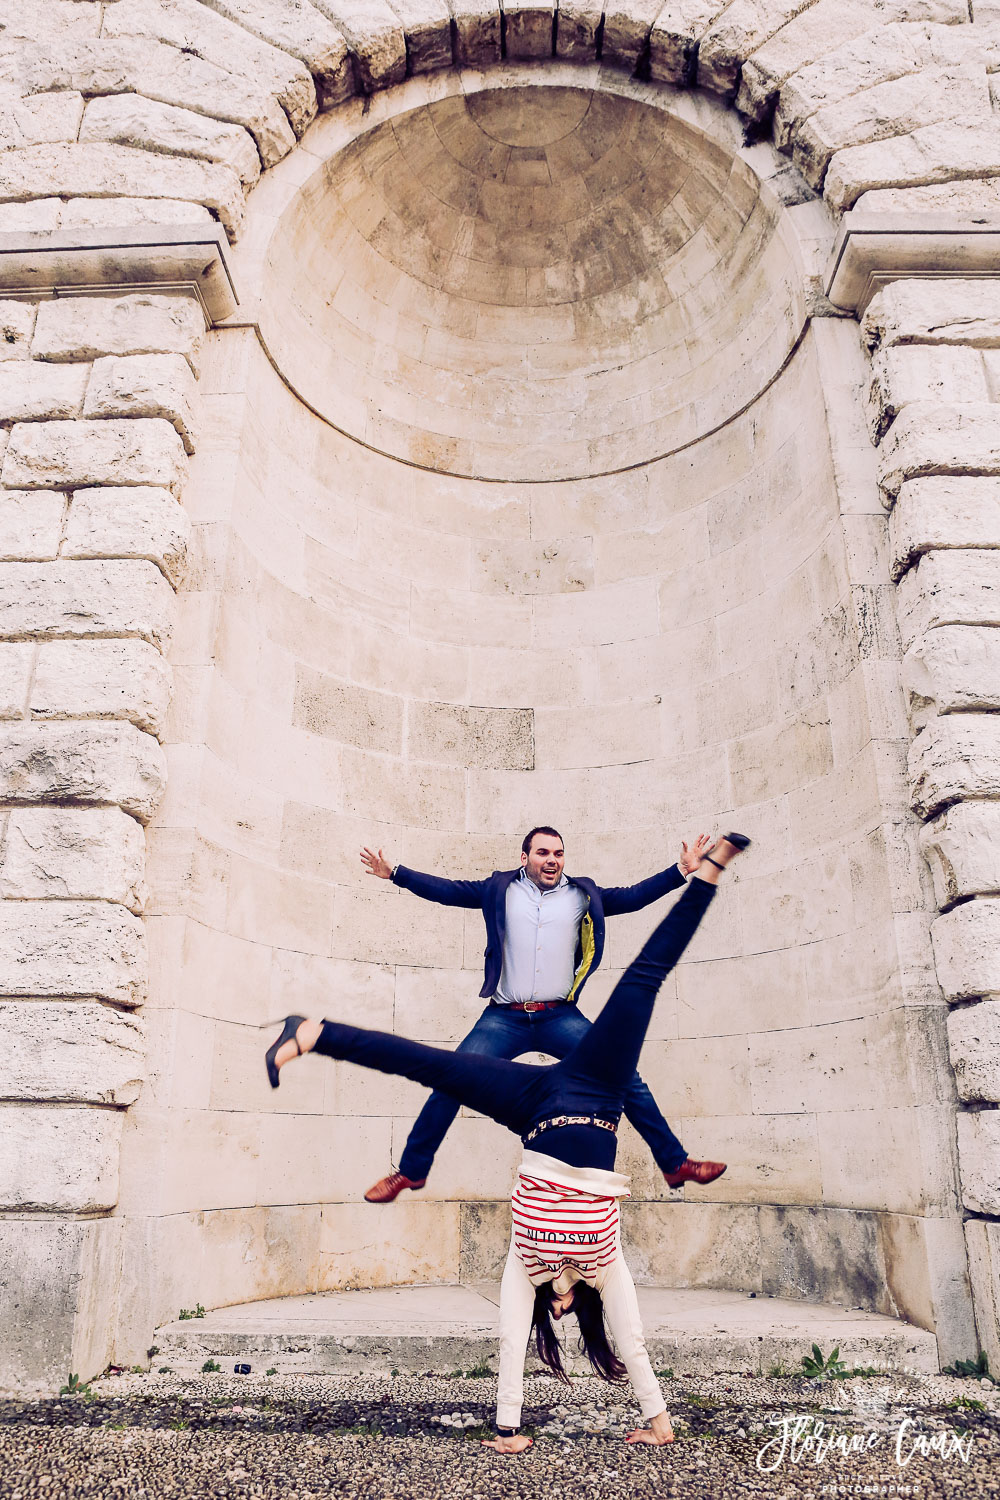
[{"left": 0, "top": 0, "right": 999, "bottom": 1388}]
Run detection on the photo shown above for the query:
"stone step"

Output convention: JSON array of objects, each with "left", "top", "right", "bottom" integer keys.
[{"left": 155, "top": 1284, "right": 940, "bottom": 1378}]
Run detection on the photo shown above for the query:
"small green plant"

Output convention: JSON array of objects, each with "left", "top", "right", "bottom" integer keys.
[
  {"left": 942, "top": 1351, "right": 998, "bottom": 1385},
  {"left": 147, "top": 1346, "right": 159, "bottom": 1358},
  {"left": 169, "top": 1416, "right": 189, "bottom": 1430},
  {"left": 655, "top": 1367, "right": 675, "bottom": 1379},
  {"left": 178, "top": 1303, "right": 206, "bottom": 1321},
  {"left": 201, "top": 1359, "right": 221, "bottom": 1373},
  {"left": 157, "top": 1367, "right": 173, "bottom": 1375},
  {"left": 391, "top": 1369, "right": 400, "bottom": 1378},
  {"left": 681, "top": 1392, "right": 719, "bottom": 1409},
  {"left": 464, "top": 1361, "right": 494, "bottom": 1378},
  {"left": 948, "top": 1395, "right": 986, "bottom": 1412},
  {"left": 266, "top": 1367, "right": 277, "bottom": 1377},
  {"left": 59, "top": 1373, "right": 92, "bottom": 1397},
  {"left": 801, "top": 1344, "right": 848, "bottom": 1380},
  {"left": 129, "top": 1365, "right": 146, "bottom": 1375},
  {"left": 767, "top": 1359, "right": 794, "bottom": 1378}
]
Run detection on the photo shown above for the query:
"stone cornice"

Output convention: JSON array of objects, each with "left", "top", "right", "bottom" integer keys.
[
  {"left": 826, "top": 212, "right": 1000, "bottom": 314},
  {"left": 0, "top": 225, "right": 239, "bottom": 324}
]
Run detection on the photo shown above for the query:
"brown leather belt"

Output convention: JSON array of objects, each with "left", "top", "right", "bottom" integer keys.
[
  {"left": 490, "top": 999, "right": 573, "bottom": 1013},
  {"left": 523, "top": 1114, "right": 618, "bottom": 1144}
]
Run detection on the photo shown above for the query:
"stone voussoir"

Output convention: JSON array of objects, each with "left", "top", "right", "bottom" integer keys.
[
  {"left": 862, "top": 279, "right": 1000, "bottom": 356},
  {"left": 865, "top": 345, "right": 989, "bottom": 446},
  {"left": 0, "top": 900, "right": 146, "bottom": 1007},
  {"left": 2, "top": 418, "right": 188, "bottom": 497},
  {"left": 31, "top": 638, "right": 173, "bottom": 738},
  {"left": 79, "top": 93, "right": 262, "bottom": 190},
  {"left": 889, "top": 476, "right": 1000, "bottom": 583},
  {"left": 309, "top": 0, "right": 407, "bottom": 93},
  {"left": 825, "top": 117, "right": 1000, "bottom": 214},
  {"left": 648, "top": 0, "right": 725, "bottom": 87},
  {"left": 876, "top": 403, "right": 1000, "bottom": 503},
  {"left": 0, "top": 720, "right": 166, "bottom": 823},
  {"left": 0, "top": 559, "right": 174, "bottom": 650},
  {"left": 196, "top": 0, "right": 356, "bottom": 111},
  {"left": 896, "top": 550, "right": 1000, "bottom": 651},
  {"left": 32, "top": 294, "right": 204, "bottom": 373},
  {"left": 0, "top": 806, "right": 147, "bottom": 913},
  {"left": 903, "top": 624, "right": 1000, "bottom": 726},
  {"left": 83, "top": 354, "right": 198, "bottom": 455},
  {"left": 921, "top": 801, "right": 1000, "bottom": 907}
]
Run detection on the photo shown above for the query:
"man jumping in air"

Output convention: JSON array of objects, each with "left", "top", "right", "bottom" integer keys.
[{"left": 360, "top": 826, "right": 727, "bottom": 1203}]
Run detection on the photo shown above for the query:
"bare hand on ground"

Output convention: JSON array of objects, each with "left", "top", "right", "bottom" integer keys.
[
  {"left": 360, "top": 847, "right": 393, "bottom": 880},
  {"left": 678, "top": 834, "right": 712, "bottom": 875},
  {"left": 625, "top": 1411, "right": 674, "bottom": 1445},
  {"left": 481, "top": 1434, "right": 534, "bottom": 1454}
]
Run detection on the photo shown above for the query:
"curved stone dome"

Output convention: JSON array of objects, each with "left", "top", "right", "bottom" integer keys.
[{"left": 262, "top": 86, "right": 805, "bottom": 481}]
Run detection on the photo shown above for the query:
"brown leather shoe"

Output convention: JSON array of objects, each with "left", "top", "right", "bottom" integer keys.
[
  {"left": 364, "top": 1172, "right": 427, "bottom": 1204},
  {"left": 663, "top": 1159, "right": 727, "bottom": 1188}
]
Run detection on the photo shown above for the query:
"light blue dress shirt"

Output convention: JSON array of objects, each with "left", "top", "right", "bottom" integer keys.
[{"left": 493, "top": 870, "right": 589, "bottom": 1005}]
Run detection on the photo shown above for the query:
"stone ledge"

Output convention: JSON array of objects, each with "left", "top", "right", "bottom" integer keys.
[
  {"left": 826, "top": 213, "right": 1000, "bottom": 315},
  {"left": 0, "top": 225, "right": 238, "bottom": 325}
]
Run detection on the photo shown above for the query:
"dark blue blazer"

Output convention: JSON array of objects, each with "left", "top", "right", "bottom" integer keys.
[{"left": 390, "top": 863, "right": 686, "bottom": 1001}]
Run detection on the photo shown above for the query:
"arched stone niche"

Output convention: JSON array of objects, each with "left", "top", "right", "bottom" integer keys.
[{"left": 114, "top": 64, "right": 973, "bottom": 1371}]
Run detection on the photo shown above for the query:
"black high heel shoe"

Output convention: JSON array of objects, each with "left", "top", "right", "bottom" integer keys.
[
  {"left": 702, "top": 832, "right": 751, "bottom": 871},
  {"left": 264, "top": 1015, "right": 306, "bottom": 1089}
]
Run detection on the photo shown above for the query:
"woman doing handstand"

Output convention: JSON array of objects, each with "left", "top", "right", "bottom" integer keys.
[{"left": 264, "top": 833, "right": 749, "bottom": 1453}]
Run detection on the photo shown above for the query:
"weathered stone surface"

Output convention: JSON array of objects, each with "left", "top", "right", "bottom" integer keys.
[
  {"left": 0, "top": 900, "right": 145, "bottom": 1005},
  {"left": 501, "top": 0, "right": 556, "bottom": 60},
  {"left": 554, "top": 0, "right": 602, "bottom": 60},
  {"left": 863, "top": 280, "right": 1000, "bottom": 356},
  {"left": 855, "top": 178, "right": 1000, "bottom": 216},
  {"left": 31, "top": 638, "right": 172, "bottom": 738},
  {"left": 0, "top": 643, "right": 32, "bottom": 718},
  {"left": 793, "top": 64, "right": 988, "bottom": 190},
  {"left": 451, "top": 0, "right": 501, "bottom": 64},
  {"left": 0, "top": 361, "right": 89, "bottom": 424},
  {"left": 59, "top": 196, "right": 214, "bottom": 229},
  {"left": 84, "top": 354, "right": 198, "bottom": 454},
  {"left": 0, "top": 807, "right": 146, "bottom": 912},
  {"left": 293, "top": 667, "right": 402, "bottom": 753},
  {"left": 0, "top": 559, "right": 174, "bottom": 650},
  {"left": 826, "top": 118, "right": 1000, "bottom": 213},
  {"left": 931, "top": 898, "right": 1000, "bottom": 1001},
  {"left": 947, "top": 999, "right": 1000, "bottom": 1104},
  {"left": 64, "top": 485, "right": 190, "bottom": 588},
  {"left": 2, "top": 419, "right": 188, "bottom": 496},
  {"left": 957, "top": 1109, "right": 1000, "bottom": 1216},
  {"left": 0, "top": 200, "right": 62, "bottom": 233},
  {"left": 101, "top": 0, "right": 316, "bottom": 136},
  {"left": 79, "top": 93, "right": 261, "bottom": 189},
  {"left": 310, "top": 0, "right": 407, "bottom": 91},
  {"left": 897, "top": 551, "right": 1000, "bottom": 650},
  {"left": 198, "top": 0, "right": 355, "bottom": 109},
  {"left": 18, "top": 35, "right": 294, "bottom": 169},
  {"left": 0, "top": 142, "right": 244, "bottom": 241},
  {"left": 698, "top": 0, "right": 815, "bottom": 98},
  {"left": 965, "top": 1220, "right": 1000, "bottom": 1375},
  {"left": 0, "top": 91, "right": 85, "bottom": 153},
  {"left": 648, "top": 0, "right": 723, "bottom": 85},
  {"left": 0, "top": 490, "right": 65, "bottom": 561},
  {"left": 384, "top": 0, "right": 453, "bottom": 72},
  {"left": 408, "top": 702, "right": 534, "bottom": 769},
  {"left": 921, "top": 802, "right": 1000, "bottom": 906},
  {"left": 866, "top": 345, "right": 988, "bottom": 445},
  {"left": 910, "top": 714, "right": 1000, "bottom": 817},
  {"left": 877, "top": 404, "right": 1000, "bottom": 502},
  {"left": 33, "top": 294, "right": 203, "bottom": 372},
  {"left": 889, "top": 477, "right": 1000, "bottom": 582},
  {"left": 0, "top": 721, "right": 165, "bottom": 823},
  {"left": 0, "top": 0, "right": 102, "bottom": 41},
  {"left": 0, "top": 1000, "right": 144, "bottom": 1105},
  {"left": 0, "top": 1103, "right": 123, "bottom": 1212},
  {"left": 0, "top": 301, "right": 36, "bottom": 361},
  {"left": 903, "top": 625, "right": 1000, "bottom": 726},
  {"left": 601, "top": 0, "right": 661, "bottom": 70}
]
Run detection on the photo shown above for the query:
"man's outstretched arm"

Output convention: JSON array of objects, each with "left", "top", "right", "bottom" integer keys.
[
  {"left": 360, "top": 847, "right": 488, "bottom": 908},
  {"left": 599, "top": 835, "right": 713, "bottom": 916}
]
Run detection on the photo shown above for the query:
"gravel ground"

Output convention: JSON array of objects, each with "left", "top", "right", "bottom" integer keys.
[{"left": 1, "top": 1367, "right": 997, "bottom": 1499}]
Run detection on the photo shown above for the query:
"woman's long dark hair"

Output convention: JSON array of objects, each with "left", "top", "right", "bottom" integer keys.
[{"left": 531, "top": 1282, "right": 628, "bottom": 1383}]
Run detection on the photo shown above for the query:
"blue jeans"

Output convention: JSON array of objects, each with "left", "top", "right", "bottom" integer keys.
[
  {"left": 396, "top": 998, "right": 688, "bottom": 1179},
  {"left": 315, "top": 876, "right": 713, "bottom": 1174}
]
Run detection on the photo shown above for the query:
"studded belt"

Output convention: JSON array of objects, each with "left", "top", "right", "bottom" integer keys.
[
  {"left": 522, "top": 1114, "right": 618, "bottom": 1145},
  {"left": 490, "top": 999, "right": 573, "bottom": 1013}
]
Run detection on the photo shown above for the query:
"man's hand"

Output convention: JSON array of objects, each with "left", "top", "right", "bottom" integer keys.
[
  {"left": 360, "top": 847, "right": 393, "bottom": 880},
  {"left": 625, "top": 1410, "right": 674, "bottom": 1445},
  {"left": 481, "top": 1434, "right": 533, "bottom": 1454},
  {"left": 678, "top": 834, "right": 712, "bottom": 876}
]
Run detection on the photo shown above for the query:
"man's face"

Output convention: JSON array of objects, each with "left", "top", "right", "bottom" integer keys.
[{"left": 521, "top": 834, "right": 565, "bottom": 889}]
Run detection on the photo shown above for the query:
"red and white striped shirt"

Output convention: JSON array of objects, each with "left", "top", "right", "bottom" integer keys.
[{"left": 510, "top": 1153, "right": 630, "bottom": 1288}]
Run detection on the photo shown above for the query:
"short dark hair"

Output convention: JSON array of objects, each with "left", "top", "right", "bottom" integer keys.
[{"left": 521, "top": 826, "right": 563, "bottom": 857}]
